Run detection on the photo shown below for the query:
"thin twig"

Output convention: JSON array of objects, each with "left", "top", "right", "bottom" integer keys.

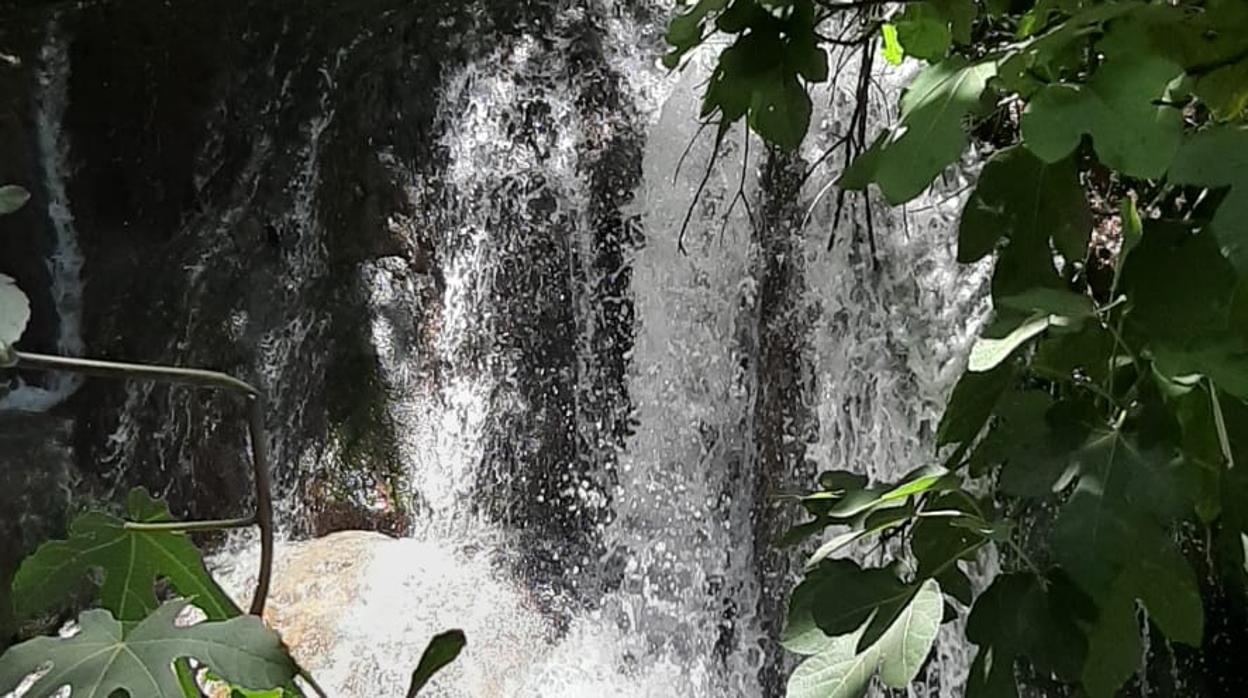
[
  {"left": 816, "top": 0, "right": 924, "bottom": 8},
  {"left": 13, "top": 351, "right": 258, "bottom": 395},
  {"left": 719, "top": 121, "right": 755, "bottom": 242},
  {"left": 677, "top": 128, "right": 724, "bottom": 254},
  {"left": 298, "top": 664, "right": 330, "bottom": 698},
  {"left": 674, "top": 119, "right": 715, "bottom": 184},
  {"left": 124, "top": 516, "right": 257, "bottom": 533},
  {"left": 246, "top": 394, "right": 275, "bottom": 617},
  {"left": 12, "top": 350, "right": 276, "bottom": 619}
]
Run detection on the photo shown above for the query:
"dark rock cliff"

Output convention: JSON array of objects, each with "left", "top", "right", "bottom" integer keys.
[{"left": 0, "top": 0, "right": 655, "bottom": 646}]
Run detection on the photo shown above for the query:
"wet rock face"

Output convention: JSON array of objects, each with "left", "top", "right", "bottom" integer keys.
[
  {"left": 0, "top": 0, "right": 475, "bottom": 526},
  {"left": 0, "top": 412, "right": 77, "bottom": 650},
  {"left": 1, "top": 0, "right": 649, "bottom": 591}
]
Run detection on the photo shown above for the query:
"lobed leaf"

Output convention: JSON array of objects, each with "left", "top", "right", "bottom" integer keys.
[
  {"left": 0, "top": 600, "right": 294, "bottom": 697},
  {"left": 12, "top": 488, "right": 240, "bottom": 623}
]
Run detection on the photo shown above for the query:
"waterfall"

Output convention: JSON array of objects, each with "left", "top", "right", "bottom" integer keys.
[
  {"left": 213, "top": 34, "right": 989, "bottom": 697},
  {"left": 0, "top": 18, "right": 84, "bottom": 411},
  {"left": 3, "top": 3, "right": 994, "bottom": 696}
]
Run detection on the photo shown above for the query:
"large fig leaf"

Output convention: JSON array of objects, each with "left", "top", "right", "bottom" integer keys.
[
  {"left": 0, "top": 600, "right": 294, "bottom": 697},
  {"left": 1021, "top": 51, "right": 1183, "bottom": 178},
  {"left": 12, "top": 488, "right": 239, "bottom": 623},
  {"left": 958, "top": 146, "right": 1090, "bottom": 264}
]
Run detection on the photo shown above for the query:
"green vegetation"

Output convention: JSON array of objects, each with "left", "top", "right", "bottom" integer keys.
[
  {"left": 668, "top": 0, "right": 1248, "bottom": 695},
  {"left": 0, "top": 601, "right": 295, "bottom": 698}
]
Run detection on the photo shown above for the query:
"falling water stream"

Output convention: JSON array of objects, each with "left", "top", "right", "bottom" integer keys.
[
  {"left": 4, "top": 3, "right": 991, "bottom": 696},
  {"left": 211, "top": 39, "right": 988, "bottom": 697}
]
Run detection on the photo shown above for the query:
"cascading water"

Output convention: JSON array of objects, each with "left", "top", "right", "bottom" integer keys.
[
  {"left": 0, "top": 18, "right": 83, "bottom": 411},
  {"left": 3, "top": 3, "right": 991, "bottom": 696}
]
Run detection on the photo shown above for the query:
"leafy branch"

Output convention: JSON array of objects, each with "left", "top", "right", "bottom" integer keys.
[{"left": 665, "top": 0, "right": 1248, "bottom": 696}]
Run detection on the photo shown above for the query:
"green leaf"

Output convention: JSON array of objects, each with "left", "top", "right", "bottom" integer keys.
[
  {"left": 0, "top": 273, "right": 30, "bottom": 353},
  {"left": 0, "top": 600, "right": 295, "bottom": 697},
  {"left": 1021, "top": 52, "right": 1184, "bottom": 178},
  {"left": 805, "top": 505, "right": 913, "bottom": 569},
  {"left": 965, "top": 646, "right": 1018, "bottom": 698},
  {"left": 698, "top": 5, "right": 825, "bottom": 151},
  {"left": 786, "top": 631, "right": 876, "bottom": 698},
  {"left": 1081, "top": 593, "right": 1140, "bottom": 698},
  {"left": 910, "top": 502, "right": 985, "bottom": 602},
  {"left": 783, "top": 560, "right": 865, "bottom": 655},
  {"left": 971, "top": 390, "right": 1092, "bottom": 495},
  {"left": 808, "top": 562, "right": 909, "bottom": 639},
  {"left": 958, "top": 147, "right": 1091, "bottom": 263},
  {"left": 1118, "top": 222, "right": 1248, "bottom": 398},
  {"left": 999, "top": 288, "right": 1094, "bottom": 319},
  {"left": 786, "top": 27, "right": 828, "bottom": 82},
  {"left": 407, "top": 630, "right": 466, "bottom": 697},
  {"left": 968, "top": 312, "right": 1050, "bottom": 372},
  {"left": 875, "top": 579, "right": 943, "bottom": 688},
  {"left": 1195, "top": 59, "right": 1248, "bottom": 121},
  {"left": 1121, "top": 223, "right": 1236, "bottom": 343},
  {"left": 932, "top": 0, "right": 977, "bottom": 44},
  {"left": 837, "top": 133, "right": 885, "bottom": 190},
  {"left": 937, "top": 362, "right": 1014, "bottom": 448},
  {"left": 0, "top": 185, "right": 30, "bottom": 215},
  {"left": 865, "top": 57, "right": 998, "bottom": 204},
  {"left": 881, "top": 24, "right": 905, "bottom": 66},
  {"left": 817, "top": 470, "right": 870, "bottom": 493},
  {"left": 880, "top": 470, "right": 957, "bottom": 502},
  {"left": 966, "top": 571, "right": 1090, "bottom": 697},
  {"left": 1167, "top": 126, "right": 1248, "bottom": 272},
  {"left": 1033, "top": 324, "right": 1114, "bottom": 385},
  {"left": 749, "top": 67, "right": 812, "bottom": 152},
  {"left": 1052, "top": 427, "right": 1204, "bottom": 642},
  {"left": 1112, "top": 196, "right": 1144, "bottom": 295},
  {"left": 663, "top": 0, "right": 730, "bottom": 69},
  {"left": 894, "top": 6, "right": 949, "bottom": 61},
  {"left": 785, "top": 580, "right": 943, "bottom": 697},
  {"left": 1119, "top": 531, "right": 1204, "bottom": 645},
  {"left": 12, "top": 488, "right": 240, "bottom": 623}
]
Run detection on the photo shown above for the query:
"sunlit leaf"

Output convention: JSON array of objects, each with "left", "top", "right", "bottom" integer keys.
[
  {"left": 843, "top": 57, "right": 996, "bottom": 204},
  {"left": 881, "top": 24, "right": 905, "bottom": 65},
  {"left": 1021, "top": 52, "right": 1183, "bottom": 178},
  {"left": 12, "top": 488, "right": 240, "bottom": 623},
  {"left": 968, "top": 313, "right": 1050, "bottom": 372},
  {"left": 876, "top": 579, "right": 942, "bottom": 687},
  {"left": 786, "top": 631, "right": 876, "bottom": 698},
  {"left": 0, "top": 600, "right": 294, "bottom": 697}
]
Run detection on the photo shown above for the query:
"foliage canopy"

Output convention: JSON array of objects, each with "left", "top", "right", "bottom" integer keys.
[{"left": 667, "top": 0, "right": 1248, "bottom": 695}]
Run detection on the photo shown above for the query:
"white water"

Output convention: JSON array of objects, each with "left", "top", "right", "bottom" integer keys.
[
  {"left": 5, "top": 7, "right": 992, "bottom": 696},
  {"left": 212, "top": 29, "right": 989, "bottom": 696},
  {"left": 0, "top": 18, "right": 85, "bottom": 412}
]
